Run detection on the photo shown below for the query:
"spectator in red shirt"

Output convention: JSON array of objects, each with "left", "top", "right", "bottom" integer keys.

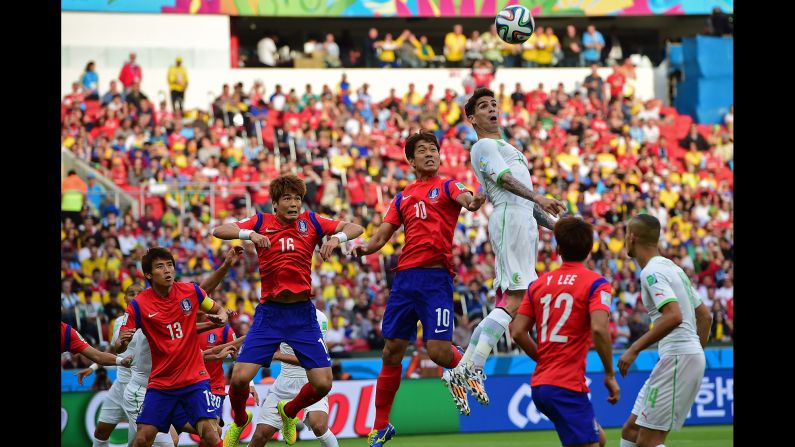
[{"left": 118, "top": 52, "right": 142, "bottom": 93}]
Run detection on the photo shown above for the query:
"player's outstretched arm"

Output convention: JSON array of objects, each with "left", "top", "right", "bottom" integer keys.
[
  {"left": 510, "top": 314, "right": 539, "bottom": 361},
  {"left": 200, "top": 246, "right": 244, "bottom": 293},
  {"left": 618, "top": 301, "right": 683, "bottom": 377},
  {"left": 212, "top": 223, "right": 270, "bottom": 249},
  {"left": 202, "top": 299, "right": 229, "bottom": 326},
  {"left": 532, "top": 203, "right": 559, "bottom": 230},
  {"left": 81, "top": 345, "right": 133, "bottom": 368},
  {"left": 591, "top": 309, "right": 620, "bottom": 404},
  {"left": 500, "top": 172, "right": 567, "bottom": 216},
  {"left": 272, "top": 351, "right": 301, "bottom": 366},
  {"left": 350, "top": 222, "right": 400, "bottom": 257},
  {"left": 455, "top": 191, "right": 487, "bottom": 212},
  {"left": 694, "top": 302, "right": 713, "bottom": 348},
  {"left": 319, "top": 221, "right": 365, "bottom": 260}
]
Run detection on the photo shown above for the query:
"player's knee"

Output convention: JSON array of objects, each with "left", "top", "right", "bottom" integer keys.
[
  {"left": 311, "top": 378, "right": 332, "bottom": 396},
  {"left": 310, "top": 422, "right": 328, "bottom": 436},
  {"left": 621, "top": 419, "right": 638, "bottom": 441},
  {"left": 381, "top": 345, "right": 403, "bottom": 365},
  {"left": 427, "top": 345, "right": 450, "bottom": 365}
]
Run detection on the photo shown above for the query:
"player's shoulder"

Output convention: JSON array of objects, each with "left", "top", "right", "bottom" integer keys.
[{"left": 472, "top": 138, "right": 499, "bottom": 152}]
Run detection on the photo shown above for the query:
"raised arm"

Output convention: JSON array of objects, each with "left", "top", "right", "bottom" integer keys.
[
  {"left": 500, "top": 172, "right": 567, "bottom": 216},
  {"left": 455, "top": 191, "right": 486, "bottom": 212},
  {"left": 212, "top": 222, "right": 270, "bottom": 249},
  {"left": 200, "top": 246, "right": 244, "bottom": 293},
  {"left": 694, "top": 303, "right": 712, "bottom": 348},
  {"left": 591, "top": 309, "right": 620, "bottom": 404},
  {"left": 319, "top": 221, "right": 365, "bottom": 261},
  {"left": 351, "top": 221, "right": 400, "bottom": 257},
  {"left": 533, "top": 202, "right": 558, "bottom": 230}
]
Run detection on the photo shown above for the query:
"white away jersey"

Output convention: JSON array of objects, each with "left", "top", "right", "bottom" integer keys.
[
  {"left": 279, "top": 309, "right": 329, "bottom": 378},
  {"left": 640, "top": 256, "right": 704, "bottom": 357},
  {"left": 470, "top": 138, "right": 535, "bottom": 210},
  {"left": 127, "top": 329, "right": 153, "bottom": 387},
  {"left": 111, "top": 315, "right": 132, "bottom": 384}
]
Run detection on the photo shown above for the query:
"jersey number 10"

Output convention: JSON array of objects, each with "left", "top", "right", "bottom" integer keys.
[
  {"left": 414, "top": 201, "right": 427, "bottom": 219},
  {"left": 539, "top": 293, "right": 573, "bottom": 343}
]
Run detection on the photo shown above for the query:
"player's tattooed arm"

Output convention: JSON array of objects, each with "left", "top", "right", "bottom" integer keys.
[
  {"left": 350, "top": 222, "right": 400, "bottom": 257},
  {"left": 500, "top": 173, "right": 567, "bottom": 216},
  {"left": 533, "top": 203, "right": 558, "bottom": 230}
]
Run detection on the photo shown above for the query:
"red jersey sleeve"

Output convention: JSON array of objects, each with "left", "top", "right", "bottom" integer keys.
[
  {"left": 121, "top": 301, "right": 139, "bottom": 332},
  {"left": 235, "top": 213, "right": 263, "bottom": 231},
  {"left": 311, "top": 212, "right": 341, "bottom": 236},
  {"left": 517, "top": 283, "right": 537, "bottom": 318},
  {"left": 588, "top": 277, "right": 613, "bottom": 314},
  {"left": 69, "top": 326, "right": 90, "bottom": 354},
  {"left": 443, "top": 179, "right": 471, "bottom": 203},
  {"left": 383, "top": 195, "right": 403, "bottom": 226}
]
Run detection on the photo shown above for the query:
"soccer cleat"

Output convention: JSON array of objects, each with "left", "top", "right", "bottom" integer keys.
[
  {"left": 367, "top": 423, "right": 396, "bottom": 447},
  {"left": 461, "top": 363, "right": 490, "bottom": 405},
  {"left": 223, "top": 409, "right": 252, "bottom": 447},
  {"left": 278, "top": 400, "right": 299, "bottom": 445},
  {"left": 442, "top": 369, "right": 471, "bottom": 415}
]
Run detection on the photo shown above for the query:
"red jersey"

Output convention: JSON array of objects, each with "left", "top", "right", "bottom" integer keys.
[
  {"left": 235, "top": 211, "right": 340, "bottom": 301},
  {"left": 61, "top": 322, "right": 90, "bottom": 355},
  {"left": 199, "top": 325, "right": 235, "bottom": 396},
  {"left": 518, "top": 262, "right": 612, "bottom": 392},
  {"left": 121, "top": 282, "right": 213, "bottom": 390},
  {"left": 383, "top": 176, "right": 469, "bottom": 275}
]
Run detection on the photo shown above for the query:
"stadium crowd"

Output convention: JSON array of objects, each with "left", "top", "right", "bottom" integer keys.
[{"left": 61, "top": 56, "right": 734, "bottom": 370}]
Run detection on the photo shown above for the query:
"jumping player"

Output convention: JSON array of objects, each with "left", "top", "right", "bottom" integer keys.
[
  {"left": 350, "top": 130, "right": 486, "bottom": 445},
  {"left": 511, "top": 217, "right": 620, "bottom": 447},
  {"left": 212, "top": 174, "right": 363, "bottom": 446},
  {"left": 117, "top": 247, "right": 230, "bottom": 447},
  {"left": 449, "top": 87, "right": 567, "bottom": 406}
]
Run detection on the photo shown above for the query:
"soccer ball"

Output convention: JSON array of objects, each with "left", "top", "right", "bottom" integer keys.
[{"left": 495, "top": 5, "right": 535, "bottom": 44}]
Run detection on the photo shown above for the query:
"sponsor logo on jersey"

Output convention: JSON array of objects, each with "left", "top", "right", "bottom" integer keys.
[
  {"left": 428, "top": 187, "right": 440, "bottom": 199},
  {"left": 297, "top": 219, "right": 309, "bottom": 233},
  {"left": 180, "top": 298, "right": 192, "bottom": 314},
  {"left": 208, "top": 333, "right": 217, "bottom": 344},
  {"left": 646, "top": 274, "right": 657, "bottom": 286}
]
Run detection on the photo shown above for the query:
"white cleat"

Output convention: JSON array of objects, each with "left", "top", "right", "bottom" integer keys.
[{"left": 442, "top": 369, "right": 471, "bottom": 415}]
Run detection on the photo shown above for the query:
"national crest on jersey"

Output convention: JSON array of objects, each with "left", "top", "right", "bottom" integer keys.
[
  {"left": 180, "top": 297, "right": 192, "bottom": 314},
  {"left": 297, "top": 219, "right": 309, "bottom": 234},
  {"left": 207, "top": 333, "right": 217, "bottom": 345},
  {"left": 428, "top": 187, "right": 440, "bottom": 200}
]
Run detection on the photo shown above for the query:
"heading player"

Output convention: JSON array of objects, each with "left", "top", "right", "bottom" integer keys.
[
  {"left": 212, "top": 174, "right": 363, "bottom": 446},
  {"left": 350, "top": 130, "right": 485, "bottom": 446},
  {"left": 511, "top": 217, "right": 620, "bottom": 447}
]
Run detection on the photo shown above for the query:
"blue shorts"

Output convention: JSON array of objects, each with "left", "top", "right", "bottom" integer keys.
[
  {"left": 382, "top": 268, "right": 454, "bottom": 342},
  {"left": 532, "top": 385, "right": 600, "bottom": 446},
  {"left": 237, "top": 299, "right": 330, "bottom": 369},
  {"left": 138, "top": 380, "right": 218, "bottom": 434}
]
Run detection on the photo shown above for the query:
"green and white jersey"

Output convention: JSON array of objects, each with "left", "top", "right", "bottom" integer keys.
[
  {"left": 470, "top": 138, "right": 535, "bottom": 210},
  {"left": 639, "top": 256, "right": 704, "bottom": 357},
  {"left": 279, "top": 309, "right": 329, "bottom": 379}
]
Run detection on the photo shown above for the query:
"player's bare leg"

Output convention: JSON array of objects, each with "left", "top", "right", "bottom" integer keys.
[
  {"left": 195, "top": 418, "right": 222, "bottom": 446},
  {"left": 279, "top": 367, "right": 333, "bottom": 445},
  {"left": 92, "top": 421, "right": 117, "bottom": 446},
  {"left": 225, "top": 362, "right": 258, "bottom": 445},
  {"left": 306, "top": 411, "right": 339, "bottom": 447},
  {"left": 249, "top": 423, "right": 279, "bottom": 447},
  {"left": 368, "top": 338, "right": 409, "bottom": 446},
  {"left": 169, "top": 426, "right": 179, "bottom": 446},
  {"left": 620, "top": 414, "right": 640, "bottom": 446},
  {"left": 635, "top": 427, "right": 669, "bottom": 447},
  {"left": 132, "top": 424, "right": 159, "bottom": 447}
]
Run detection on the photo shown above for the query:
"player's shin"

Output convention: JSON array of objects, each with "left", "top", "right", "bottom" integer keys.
[
  {"left": 460, "top": 324, "right": 482, "bottom": 366},
  {"left": 284, "top": 383, "right": 325, "bottom": 418},
  {"left": 317, "top": 429, "right": 338, "bottom": 447},
  {"left": 470, "top": 308, "right": 512, "bottom": 369},
  {"left": 229, "top": 384, "right": 251, "bottom": 426}
]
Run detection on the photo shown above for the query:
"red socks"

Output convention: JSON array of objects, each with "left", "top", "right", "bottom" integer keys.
[
  {"left": 284, "top": 383, "right": 325, "bottom": 418},
  {"left": 229, "top": 384, "right": 250, "bottom": 426},
  {"left": 373, "top": 364, "right": 403, "bottom": 430},
  {"left": 448, "top": 344, "right": 463, "bottom": 368}
]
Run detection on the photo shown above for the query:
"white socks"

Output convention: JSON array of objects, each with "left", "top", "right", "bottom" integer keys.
[
  {"left": 460, "top": 325, "right": 482, "bottom": 366},
  {"left": 92, "top": 436, "right": 109, "bottom": 447},
  {"left": 620, "top": 439, "right": 637, "bottom": 447},
  {"left": 470, "top": 308, "right": 512, "bottom": 369},
  {"left": 318, "top": 429, "right": 338, "bottom": 447}
]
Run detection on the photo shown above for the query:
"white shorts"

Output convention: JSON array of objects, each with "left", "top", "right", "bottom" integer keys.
[
  {"left": 489, "top": 204, "right": 539, "bottom": 292},
  {"left": 631, "top": 353, "right": 706, "bottom": 431},
  {"left": 123, "top": 381, "right": 174, "bottom": 445},
  {"left": 98, "top": 379, "right": 128, "bottom": 424},
  {"left": 257, "top": 376, "right": 329, "bottom": 429}
]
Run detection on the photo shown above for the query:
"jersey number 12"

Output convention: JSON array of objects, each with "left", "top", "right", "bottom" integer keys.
[{"left": 539, "top": 293, "right": 573, "bottom": 343}]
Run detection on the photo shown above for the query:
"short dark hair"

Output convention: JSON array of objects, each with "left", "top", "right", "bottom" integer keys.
[
  {"left": 404, "top": 130, "right": 439, "bottom": 160},
  {"left": 142, "top": 247, "right": 175, "bottom": 276},
  {"left": 465, "top": 87, "right": 496, "bottom": 118},
  {"left": 554, "top": 217, "right": 594, "bottom": 262},
  {"left": 629, "top": 214, "right": 661, "bottom": 246},
  {"left": 270, "top": 174, "right": 307, "bottom": 203}
]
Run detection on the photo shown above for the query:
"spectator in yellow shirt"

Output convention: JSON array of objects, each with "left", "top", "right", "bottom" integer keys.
[
  {"left": 444, "top": 24, "right": 467, "bottom": 67},
  {"left": 375, "top": 31, "right": 408, "bottom": 68},
  {"left": 522, "top": 25, "right": 543, "bottom": 67},
  {"left": 411, "top": 35, "right": 438, "bottom": 67},
  {"left": 167, "top": 56, "right": 188, "bottom": 112},
  {"left": 537, "top": 27, "right": 560, "bottom": 67}
]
